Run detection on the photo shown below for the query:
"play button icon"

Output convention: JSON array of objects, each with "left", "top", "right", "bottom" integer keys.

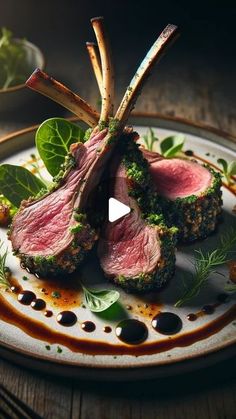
[{"left": 108, "top": 198, "right": 131, "bottom": 222}]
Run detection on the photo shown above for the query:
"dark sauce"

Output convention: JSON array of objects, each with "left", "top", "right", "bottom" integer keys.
[
  {"left": 116, "top": 319, "right": 148, "bottom": 345},
  {"left": 185, "top": 150, "right": 194, "bottom": 156},
  {"left": 81, "top": 321, "right": 96, "bottom": 333},
  {"left": 57, "top": 311, "right": 77, "bottom": 327},
  {"left": 103, "top": 326, "right": 112, "bottom": 333},
  {"left": 152, "top": 312, "right": 182, "bottom": 335},
  {"left": 10, "top": 286, "right": 20, "bottom": 294},
  {"left": 187, "top": 313, "right": 197, "bottom": 322},
  {"left": 17, "top": 291, "right": 36, "bottom": 306},
  {"left": 0, "top": 294, "right": 235, "bottom": 355},
  {"left": 44, "top": 310, "right": 53, "bottom": 318},
  {"left": 31, "top": 299, "right": 46, "bottom": 311},
  {"left": 202, "top": 305, "right": 214, "bottom": 315},
  {"left": 187, "top": 294, "right": 231, "bottom": 321}
]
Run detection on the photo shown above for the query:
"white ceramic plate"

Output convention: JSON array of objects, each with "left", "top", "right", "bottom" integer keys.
[{"left": 0, "top": 114, "right": 236, "bottom": 380}]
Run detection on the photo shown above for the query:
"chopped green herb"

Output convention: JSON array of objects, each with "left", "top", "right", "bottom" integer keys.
[
  {"left": 51, "top": 291, "right": 61, "bottom": 299},
  {"left": 45, "top": 345, "right": 51, "bottom": 351},
  {"left": 57, "top": 346, "right": 63, "bottom": 353},
  {"left": 22, "top": 275, "right": 28, "bottom": 281}
]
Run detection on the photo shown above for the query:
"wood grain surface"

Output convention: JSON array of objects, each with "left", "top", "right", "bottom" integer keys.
[{"left": 0, "top": 1, "right": 236, "bottom": 417}]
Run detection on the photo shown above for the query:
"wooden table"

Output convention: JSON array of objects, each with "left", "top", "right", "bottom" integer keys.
[{"left": 1, "top": 2, "right": 236, "bottom": 417}]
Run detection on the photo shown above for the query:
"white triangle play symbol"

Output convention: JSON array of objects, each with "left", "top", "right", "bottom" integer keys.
[{"left": 108, "top": 198, "right": 131, "bottom": 222}]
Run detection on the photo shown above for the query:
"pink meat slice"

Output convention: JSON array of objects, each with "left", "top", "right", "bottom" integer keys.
[
  {"left": 142, "top": 149, "right": 212, "bottom": 200},
  {"left": 10, "top": 129, "right": 108, "bottom": 257},
  {"left": 98, "top": 163, "right": 161, "bottom": 278}
]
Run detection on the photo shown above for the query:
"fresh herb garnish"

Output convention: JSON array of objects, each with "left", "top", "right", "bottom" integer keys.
[
  {"left": 82, "top": 285, "right": 120, "bottom": 312},
  {"left": 51, "top": 291, "right": 61, "bottom": 299},
  {"left": 217, "top": 158, "right": 236, "bottom": 185},
  {"left": 36, "top": 118, "right": 85, "bottom": 177},
  {"left": 175, "top": 228, "right": 236, "bottom": 307},
  {"left": 0, "top": 241, "right": 10, "bottom": 288},
  {"left": 225, "top": 283, "right": 236, "bottom": 293},
  {"left": 142, "top": 129, "right": 185, "bottom": 157},
  {"left": 160, "top": 134, "right": 185, "bottom": 158},
  {"left": 0, "top": 164, "right": 46, "bottom": 207},
  {"left": 57, "top": 346, "right": 63, "bottom": 353},
  {"left": 0, "top": 28, "right": 30, "bottom": 90},
  {"left": 45, "top": 345, "right": 51, "bottom": 351},
  {"left": 142, "top": 128, "right": 159, "bottom": 151}
]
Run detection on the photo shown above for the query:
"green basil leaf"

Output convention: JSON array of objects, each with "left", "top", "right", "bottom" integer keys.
[
  {"left": 0, "top": 164, "right": 46, "bottom": 207},
  {"left": 82, "top": 286, "right": 120, "bottom": 312},
  {"left": 228, "top": 161, "right": 236, "bottom": 176},
  {"left": 217, "top": 158, "right": 228, "bottom": 174},
  {"left": 160, "top": 134, "right": 185, "bottom": 158},
  {"left": 36, "top": 118, "right": 85, "bottom": 177}
]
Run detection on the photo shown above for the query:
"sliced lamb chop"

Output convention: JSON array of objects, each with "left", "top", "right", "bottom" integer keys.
[
  {"left": 98, "top": 134, "right": 176, "bottom": 292},
  {"left": 142, "top": 149, "right": 222, "bottom": 242},
  {"left": 9, "top": 18, "right": 118, "bottom": 277},
  {"left": 9, "top": 19, "right": 178, "bottom": 278}
]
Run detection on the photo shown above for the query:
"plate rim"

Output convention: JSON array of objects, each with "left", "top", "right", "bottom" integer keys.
[{"left": 0, "top": 112, "right": 236, "bottom": 377}]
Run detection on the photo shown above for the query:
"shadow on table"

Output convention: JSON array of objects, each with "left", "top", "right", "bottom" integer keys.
[{"left": 71, "top": 356, "right": 236, "bottom": 400}]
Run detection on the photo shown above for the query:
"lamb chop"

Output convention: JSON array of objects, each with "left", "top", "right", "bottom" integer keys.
[
  {"left": 9, "top": 18, "right": 178, "bottom": 279},
  {"left": 142, "top": 150, "right": 222, "bottom": 242},
  {"left": 86, "top": 31, "right": 178, "bottom": 291},
  {"left": 87, "top": 43, "right": 222, "bottom": 243},
  {"left": 97, "top": 133, "right": 177, "bottom": 292}
]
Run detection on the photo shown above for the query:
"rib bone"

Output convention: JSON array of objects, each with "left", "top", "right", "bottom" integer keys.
[
  {"left": 91, "top": 17, "right": 114, "bottom": 123},
  {"left": 115, "top": 24, "right": 178, "bottom": 123},
  {"left": 86, "top": 42, "right": 103, "bottom": 96},
  {"left": 26, "top": 69, "right": 99, "bottom": 127}
]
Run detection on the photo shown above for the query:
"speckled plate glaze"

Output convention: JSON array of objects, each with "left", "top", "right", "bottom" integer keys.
[{"left": 0, "top": 114, "right": 236, "bottom": 381}]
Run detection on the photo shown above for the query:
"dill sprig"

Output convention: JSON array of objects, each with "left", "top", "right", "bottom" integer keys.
[
  {"left": 0, "top": 241, "right": 10, "bottom": 288},
  {"left": 175, "top": 228, "right": 236, "bottom": 307}
]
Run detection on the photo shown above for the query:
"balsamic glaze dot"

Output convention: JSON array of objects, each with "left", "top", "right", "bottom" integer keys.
[
  {"left": 187, "top": 313, "right": 197, "bottom": 322},
  {"left": 81, "top": 321, "right": 96, "bottom": 332},
  {"left": 116, "top": 319, "right": 148, "bottom": 345},
  {"left": 152, "top": 312, "right": 182, "bottom": 335},
  {"left": 103, "top": 326, "right": 112, "bottom": 333},
  {"left": 10, "top": 286, "right": 20, "bottom": 294},
  {"left": 57, "top": 311, "right": 77, "bottom": 327},
  {"left": 44, "top": 310, "right": 53, "bottom": 318},
  {"left": 17, "top": 291, "right": 36, "bottom": 305},
  {"left": 31, "top": 298, "right": 46, "bottom": 311},
  {"left": 202, "top": 305, "right": 214, "bottom": 315}
]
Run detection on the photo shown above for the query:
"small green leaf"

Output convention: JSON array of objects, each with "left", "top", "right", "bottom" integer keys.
[
  {"left": 0, "top": 27, "right": 31, "bottom": 89},
  {"left": 142, "top": 128, "right": 159, "bottom": 151},
  {"left": 0, "top": 164, "right": 46, "bottom": 207},
  {"left": 228, "top": 161, "right": 236, "bottom": 176},
  {"left": 160, "top": 134, "right": 185, "bottom": 158},
  {"left": 36, "top": 118, "right": 85, "bottom": 177},
  {"left": 225, "top": 283, "right": 236, "bottom": 292},
  {"left": 217, "top": 158, "right": 228, "bottom": 174},
  {"left": 82, "top": 285, "right": 120, "bottom": 312}
]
